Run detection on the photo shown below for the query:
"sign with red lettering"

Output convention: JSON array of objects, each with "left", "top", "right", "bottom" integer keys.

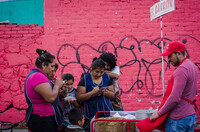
[{"left": 150, "top": 0, "right": 175, "bottom": 21}]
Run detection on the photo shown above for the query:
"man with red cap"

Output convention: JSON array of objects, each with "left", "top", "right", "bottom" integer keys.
[{"left": 149, "top": 41, "right": 199, "bottom": 131}]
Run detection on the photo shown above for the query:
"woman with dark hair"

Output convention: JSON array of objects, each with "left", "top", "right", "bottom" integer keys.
[
  {"left": 24, "top": 48, "right": 64, "bottom": 132},
  {"left": 77, "top": 58, "right": 115, "bottom": 131}
]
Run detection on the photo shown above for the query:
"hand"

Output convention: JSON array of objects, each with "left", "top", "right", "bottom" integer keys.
[
  {"left": 92, "top": 86, "right": 100, "bottom": 96},
  {"left": 71, "top": 99, "right": 77, "bottom": 104},
  {"left": 101, "top": 88, "right": 108, "bottom": 96},
  {"left": 54, "top": 78, "right": 63, "bottom": 88},
  {"left": 104, "top": 70, "right": 111, "bottom": 74},
  {"left": 67, "top": 98, "right": 74, "bottom": 104},
  {"left": 150, "top": 112, "right": 159, "bottom": 122},
  {"left": 98, "top": 87, "right": 106, "bottom": 94}
]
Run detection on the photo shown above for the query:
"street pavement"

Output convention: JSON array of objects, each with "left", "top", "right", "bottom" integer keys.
[{"left": 1, "top": 129, "right": 28, "bottom": 132}]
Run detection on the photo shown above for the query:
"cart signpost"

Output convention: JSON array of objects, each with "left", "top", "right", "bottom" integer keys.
[{"left": 150, "top": 0, "right": 175, "bottom": 95}]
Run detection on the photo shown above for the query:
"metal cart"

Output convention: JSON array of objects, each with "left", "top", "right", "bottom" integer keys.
[{"left": 91, "top": 111, "right": 140, "bottom": 132}]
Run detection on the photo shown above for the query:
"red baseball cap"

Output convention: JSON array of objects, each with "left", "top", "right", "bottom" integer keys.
[{"left": 161, "top": 41, "right": 185, "bottom": 56}]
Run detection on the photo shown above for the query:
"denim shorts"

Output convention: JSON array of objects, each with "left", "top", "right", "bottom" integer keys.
[{"left": 165, "top": 114, "right": 197, "bottom": 132}]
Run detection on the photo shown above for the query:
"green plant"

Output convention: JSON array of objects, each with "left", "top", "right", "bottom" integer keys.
[{"left": 15, "top": 121, "right": 27, "bottom": 129}]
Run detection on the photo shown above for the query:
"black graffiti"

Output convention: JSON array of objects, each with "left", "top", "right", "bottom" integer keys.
[{"left": 57, "top": 35, "right": 200, "bottom": 97}]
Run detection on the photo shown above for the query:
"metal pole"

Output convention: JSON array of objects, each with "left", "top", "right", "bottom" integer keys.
[{"left": 160, "top": 16, "right": 165, "bottom": 96}]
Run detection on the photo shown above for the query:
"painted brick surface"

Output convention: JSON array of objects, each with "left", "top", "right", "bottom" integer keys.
[
  {"left": 0, "top": 24, "right": 43, "bottom": 123},
  {"left": 0, "top": 0, "right": 200, "bottom": 125}
]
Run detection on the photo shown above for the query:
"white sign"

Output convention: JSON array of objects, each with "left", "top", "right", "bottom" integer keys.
[{"left": 150, "top": 0, "right": 175, "bottom": 21}]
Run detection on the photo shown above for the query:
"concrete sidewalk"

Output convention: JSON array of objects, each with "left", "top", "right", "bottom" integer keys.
[{"left": 1, "top": 129, "right": 28, "bottom": 132}]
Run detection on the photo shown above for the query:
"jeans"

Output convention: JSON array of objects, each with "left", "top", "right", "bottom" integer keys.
[{"left": 165, "top": 114, "right": 197, "bottom": 132}]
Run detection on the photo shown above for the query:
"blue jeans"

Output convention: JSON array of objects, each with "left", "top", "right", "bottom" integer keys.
[{"left": 165, "top": 114, "right": 197, "bottom": 132}]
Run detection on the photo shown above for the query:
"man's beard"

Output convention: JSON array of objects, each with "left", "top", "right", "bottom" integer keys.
[{"left": 173, "top": 54, "right": 180, "bottom": 66}]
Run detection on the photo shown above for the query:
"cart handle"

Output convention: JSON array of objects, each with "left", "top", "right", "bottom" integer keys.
[{"left": 95, "top": 111, "right": 110, "bottom": 119}]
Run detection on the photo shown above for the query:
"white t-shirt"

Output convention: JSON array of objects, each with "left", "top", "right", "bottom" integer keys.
[{"left": 111, "top": 66, "right": 120, "bottom": 92}]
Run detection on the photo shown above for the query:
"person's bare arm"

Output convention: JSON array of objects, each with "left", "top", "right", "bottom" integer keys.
[
  {"left": 105, "top": 70, "right": 119, "bottom": 79},
  {"left": 35, "top": 78, "right": 63, "bottom": 103},
  {"left": 77, "top": 86, "right": 99, "bottom": 101},
  {"left": 72, "top": 100, "right": 81, "bottom": 108}
]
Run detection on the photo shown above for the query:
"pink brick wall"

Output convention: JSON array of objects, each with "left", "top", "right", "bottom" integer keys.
[
  {"left": 0, "top": 24, "right": 43, "bottom": 123},
  {"left": 1, "top": 0, "right": 200, "bottom": 124}
]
